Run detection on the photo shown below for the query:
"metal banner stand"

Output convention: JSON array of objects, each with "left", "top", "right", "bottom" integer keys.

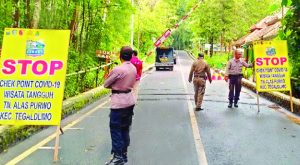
[
  {"left": 290, "top": 90, "right": 294, "bottom": 113},
  {"left": 256, "top": 91, "right": 260, "bottom": 114},
  {"left": 53, "top": 125, "right": 61, "bottom": 162}
]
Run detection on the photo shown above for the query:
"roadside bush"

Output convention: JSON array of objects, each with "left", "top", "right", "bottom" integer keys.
[{"left": 204, "top": 53, "right": 231, "bottom": 69}]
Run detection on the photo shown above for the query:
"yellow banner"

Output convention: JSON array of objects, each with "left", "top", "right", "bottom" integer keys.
[
  {"left": 0, "top": 28, "right": 70, "bottom": 125},
  {"left": 254, "top": 40, "right": 291, "bottom": 92}
]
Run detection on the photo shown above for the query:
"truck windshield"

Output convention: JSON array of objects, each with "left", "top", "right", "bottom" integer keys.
[{"left": 156, "top": 48, "right": 174, "bottom": 62}]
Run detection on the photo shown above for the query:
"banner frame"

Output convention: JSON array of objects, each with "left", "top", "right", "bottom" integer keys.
[{"left": 253, "top": 40, "right": 294, "bottom": 113}]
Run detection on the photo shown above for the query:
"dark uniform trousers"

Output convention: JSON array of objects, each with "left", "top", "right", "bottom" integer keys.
[
  {"left": 110, "top": 105, "right": 134, "bottom": 157},
  {"left": 193, "top": 77, "right": 206, "bottom": 108},
  {"left": 228, "top": 75, "right": 243, "bottom": 104}
]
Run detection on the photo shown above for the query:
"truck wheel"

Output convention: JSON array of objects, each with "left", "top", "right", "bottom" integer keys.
[
  {"left": 170, "top": 67, "right": 173, "bottom": 71},
  {"left": 156, "top": 67, "right": 159, "bottom": 71}
]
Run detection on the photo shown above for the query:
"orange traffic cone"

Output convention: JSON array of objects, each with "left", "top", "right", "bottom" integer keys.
[
  {"left": 217, "top": 74, "right": 222, "bottom": 80},
  {"left": 212, "top": 73, "right": 217, "bottom": 80}
]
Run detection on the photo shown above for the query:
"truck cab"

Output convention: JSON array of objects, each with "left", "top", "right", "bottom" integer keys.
[{"left": 155, "top": 47, "right": 175, "bottom": 71}]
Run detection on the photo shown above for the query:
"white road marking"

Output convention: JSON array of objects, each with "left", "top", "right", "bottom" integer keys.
[
  {"left": 65, "top": 127, "right": 84, "bottom": 130},
  {"left": 178, "top": 53, "right": 208, "bottom": 165},
  {"left": 6, "top": 101, "right": 108, "bottom": 165},
  {"left": 38, "top": 146, "right": 61, "bottom": 150}
]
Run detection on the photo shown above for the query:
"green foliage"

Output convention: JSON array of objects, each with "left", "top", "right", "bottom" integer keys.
[
  {"left": 171, "top": 26, "right": 193, "bottom": 50},
  {"left": 204, "top": 53, "right": 230, "bottom": 69},
  {"left": 280, "top": 0, "right": 300, "bottom": 78},
  {"left": 0, "top": 1, "right": 14, "bottom": 45},
  {"left": 0, "top": 0, "right": 149, "bottom": 99},
  {"left": 186, "top": 0, "right": 281, "bottom": 53},
  {"left": 242, "top": 67, "right": 253, "bottom": 79},
  {"left": 144, "top": 53, "right": 155, "bottom": 64},
  {"left": 62, "top": 88, "right": 109, "bottom": 119},
  {"left": 65, "top": 76, "right": 79, "bottom": 98},
  {"left": 134, "top": 0, "right": 179, "bottom": 52},
  {"left": 0, "top": 126, "right": 42, "bottom": 153},
  {"left": 167, "top": 0, "right": 193, "bottom": 50},
  {"left": 280, "top": 0, "right": 300, "bottom": 97},
  {"left": 281, "top": 0, "right": 292, "bottom": 6}
]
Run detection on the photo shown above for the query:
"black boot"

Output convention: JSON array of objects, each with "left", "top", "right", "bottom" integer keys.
[
  {"left": 234, "top": 101, "right": 238, "bottom": 108},
  {"left": 122, "top": 152, "right": 128, "bottom": 163},
  {"left": 228, "top": 99, "right": 233, "bottom": 108},
  {"left": 195, "top": 107, "right": 204, "bottom": 111}
]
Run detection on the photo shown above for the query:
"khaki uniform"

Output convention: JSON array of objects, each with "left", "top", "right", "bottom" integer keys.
[{"left": 188, "top": 59, "right": 212, "bottom": 108}]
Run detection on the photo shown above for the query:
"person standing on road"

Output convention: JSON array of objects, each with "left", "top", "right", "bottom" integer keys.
[
  {"left": 224, "top": 49, "right": 252, "bottom": 108},
  {"left": 188, "top": 53, "right": 212, "bottom": 111},
  {"left": 104, "top": 46, "right": 137, "bottom": 165},
  {"left": 130, "top": 50, "right": 143, "bottom": 101}
]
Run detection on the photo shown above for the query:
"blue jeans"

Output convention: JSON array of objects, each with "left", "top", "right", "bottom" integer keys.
[
  {"left": 109, "top": 105, "right": 134, "bottom": 156},
  {"left": 228, "top": 75, "right": 242, "bottom": 104}
]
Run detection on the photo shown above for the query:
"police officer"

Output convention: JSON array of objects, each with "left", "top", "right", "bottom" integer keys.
[
  {"left": 104, "top": 46, "right": 137, "bottom": 165},
  {"left": 224, "top": 49, "right": 252, "bottom": 108},
  {"left": 189, "top": 53, "right": 212, "bottom": 111}
]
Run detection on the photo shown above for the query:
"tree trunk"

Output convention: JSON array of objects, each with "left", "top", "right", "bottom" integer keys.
[
  {"left": 138, "top": 32, "right": 141, "bottom": 50},
  {"left": 221, "top": 30, "right": 225, "bottom": 53},
  {"left": 79, "top": 1, "right": 85, "bottom": 53},
  {"left": 94, "top": 7, "right": 101, "bottom": 49},
  {"left": 209, "top": 36, "right": 214, "bottom": 57},
  {"left": 69, "top": 1, "right": 80, "bottom": 45},
  {"left": 13, "top": 0, "right": 20, "bottom": 28},
  {"left": 25, "top": 0, "right": 31, "bottom": 28},
  {"left": 31, "top": 0, "right": 41, "bottom": 28},
  {"left": 78, "top": 1, "right": 86, "bottom": 92},
  {"left": 85, "top": 0, "right": 91, "bottom": 41}
]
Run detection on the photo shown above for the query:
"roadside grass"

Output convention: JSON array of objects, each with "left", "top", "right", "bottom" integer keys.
[{"left": 204, "top": 53, "right": 231, "bottom": 70}]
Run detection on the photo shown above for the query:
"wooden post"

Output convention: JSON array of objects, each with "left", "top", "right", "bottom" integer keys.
[
  {"left": 104, "top": 54, "right": 108, "bottom": 78},
  {"left": 95, "top": 59, "right": 100, "bottom": 87},
  {"left": 53, "top": 125, "right": 61, "bottom": 162},
  {"left": 256, "top": 91, "right": 260, "bottom": 114},
  {"left": 290, "top": 90, "right": 294, "bottom": 113}
]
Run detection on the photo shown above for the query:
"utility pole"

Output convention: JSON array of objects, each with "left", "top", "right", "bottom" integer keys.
[{"left": 130, "top": 0, "right": 134, "bottom": 48}]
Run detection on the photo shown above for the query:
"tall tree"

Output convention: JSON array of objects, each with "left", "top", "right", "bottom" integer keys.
[
  {"left": 69, "top": 1, "right": 80, "bottom": 45},
  {"left": 25, "top": 0, "right": 31, "bottom": 28},
  {"left": 12, "top": 0, "right": 20, "bottom": 27},
  {"left": 187, "top": 0, "right": 281, "bottom": 55},
  {"left": 280, "top": 0, "right": 300, "bottom": 77},
  {"left": 31, "top": 0, "right": 41, "bottom": 28}
]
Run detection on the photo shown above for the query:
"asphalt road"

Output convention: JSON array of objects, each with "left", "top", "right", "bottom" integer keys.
[{"left": 0, "top": 50, "right": 299, "bottom": 165}]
